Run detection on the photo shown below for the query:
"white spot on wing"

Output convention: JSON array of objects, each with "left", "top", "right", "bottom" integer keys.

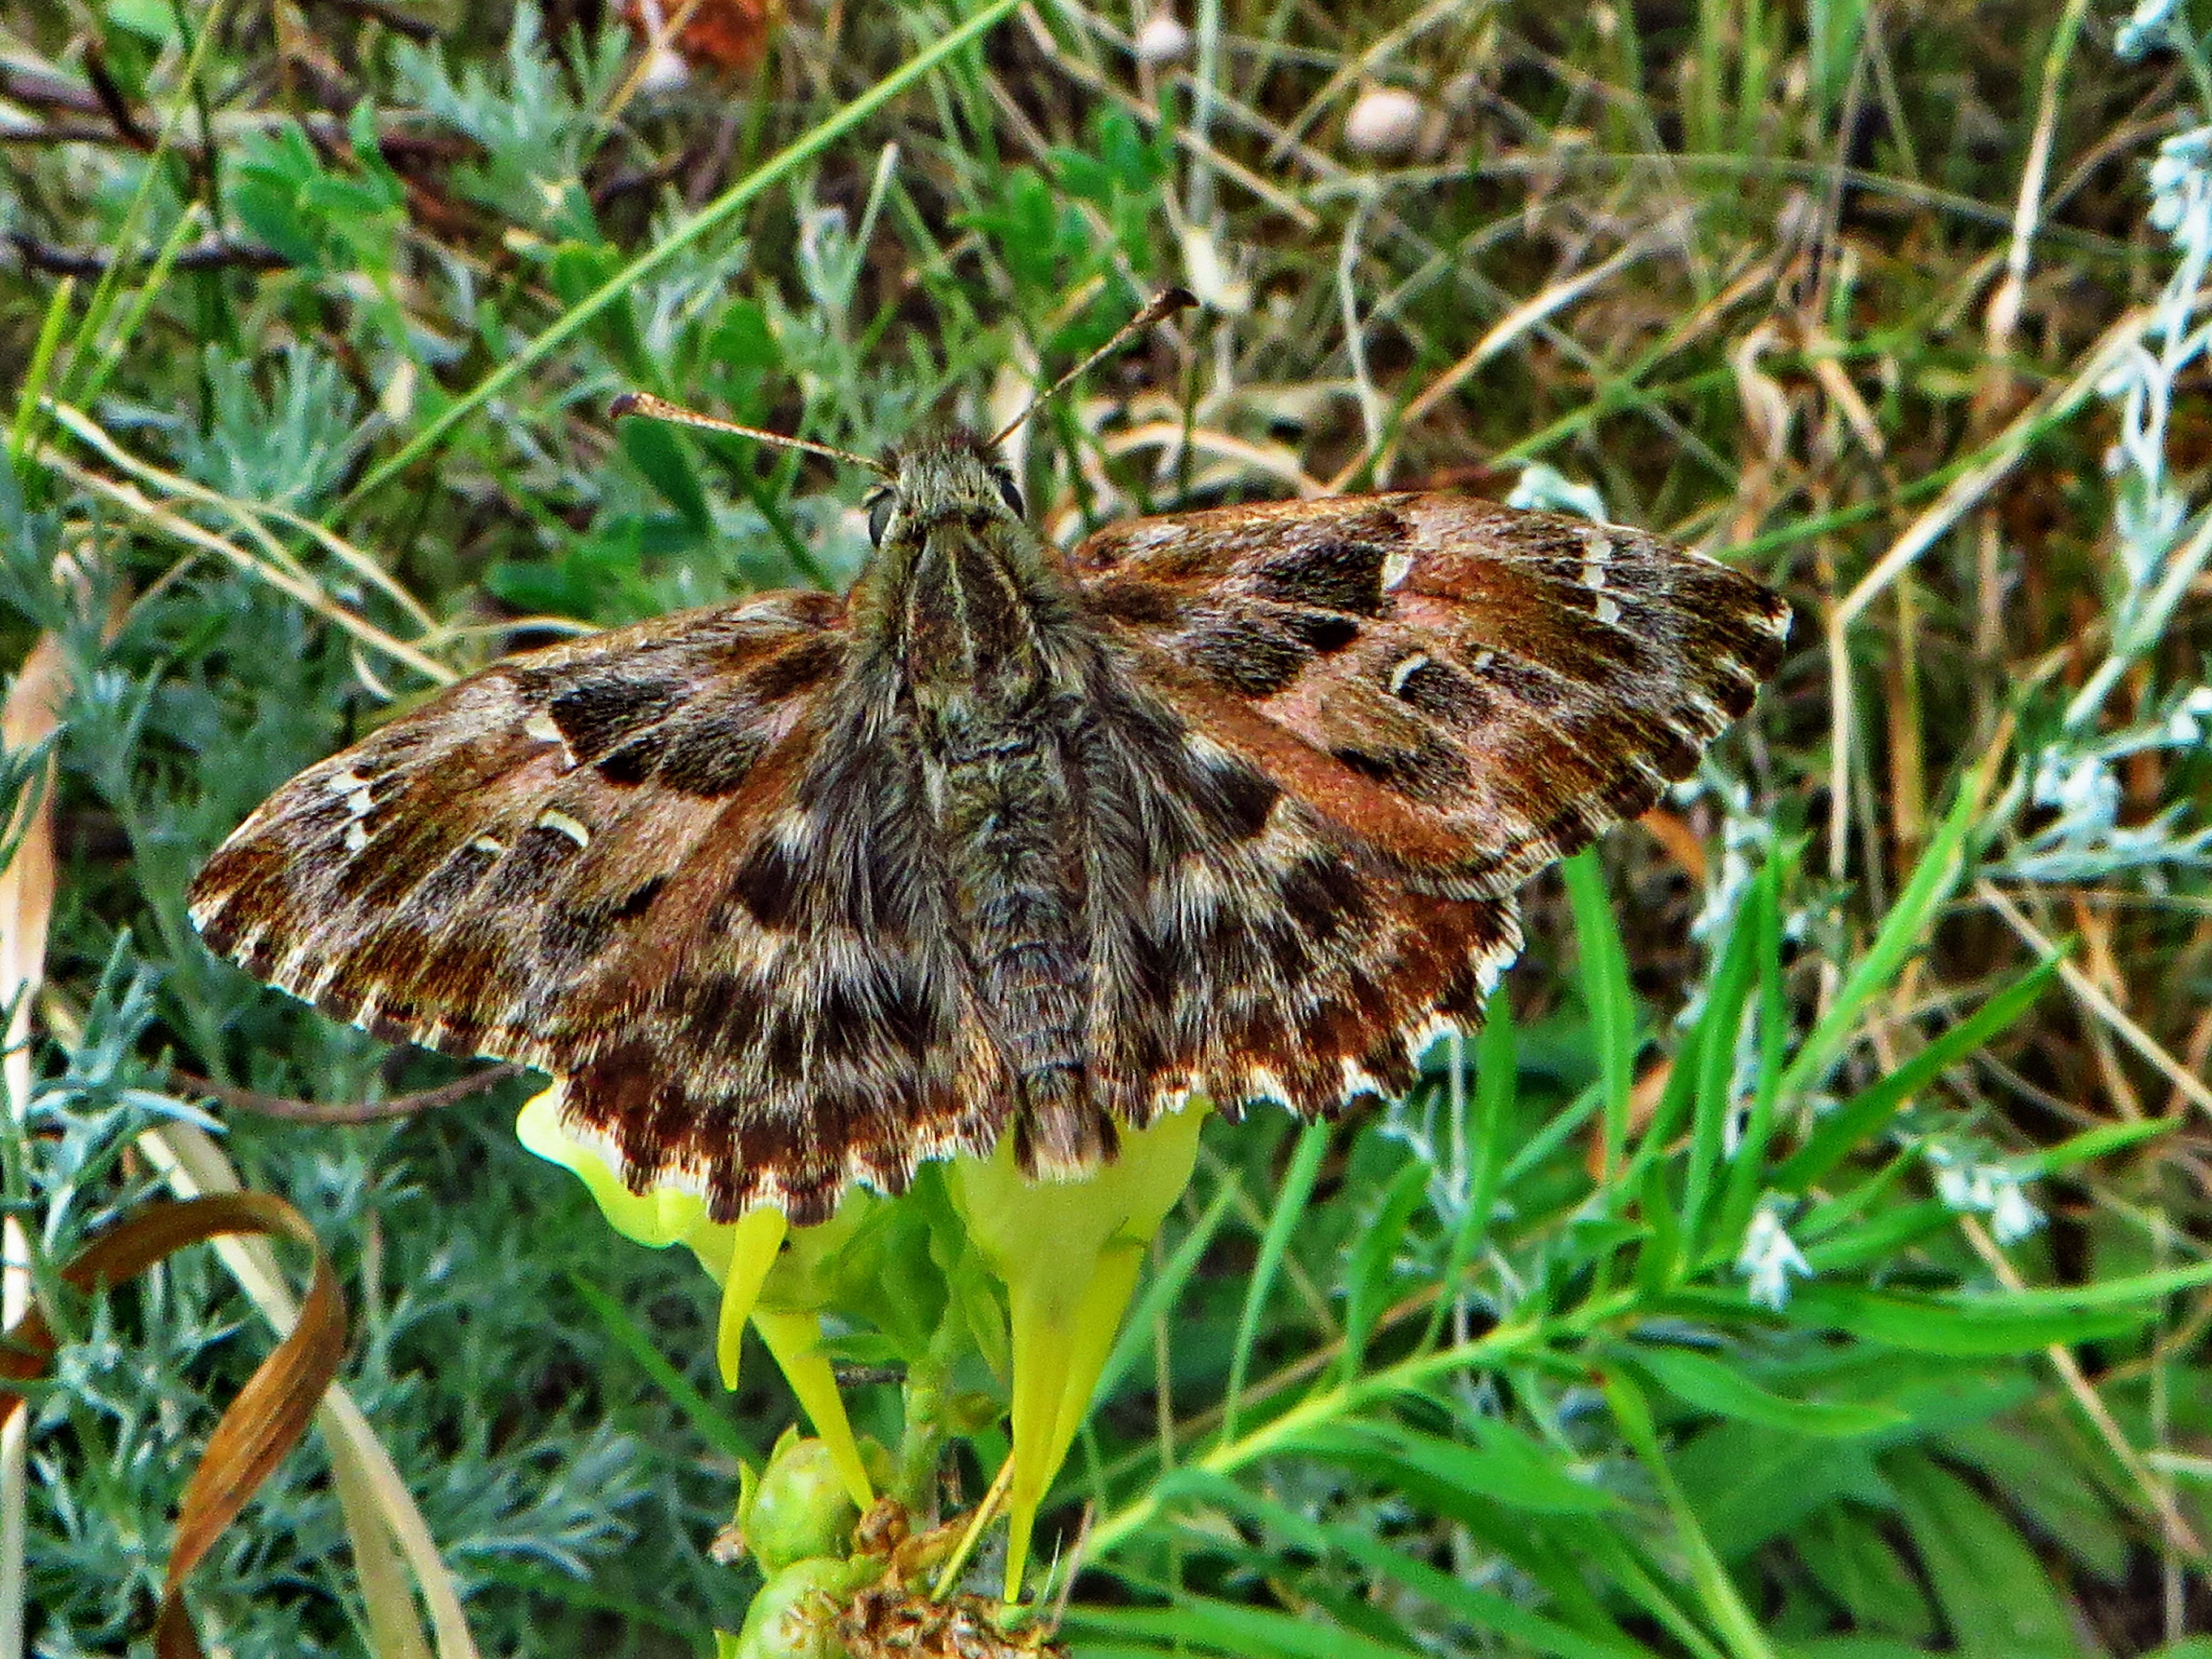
[
  {"left": 1185, "top": 729, "right": 1238, "bottom": 769},
  {"left": 345, "top": 786, "right": 373, "bottom": 819},
  {"left": 536, "top": 809, "right": 590, "bottom": 848},
  {"left": 1388, "top": 651, "right": 1429, "bottom": 695},
  {"left": 324, "top": 769, "right": 369, "bottom": 795},
  {"left": 523, "top": 712, "right": 562, "bottom": 745},
  {"left": 1245, "top": 1066, "right": 1291, "bottom": 1105},
  {"left": 343, "top": 821, "right": 369, "bottom": 854},
  {"left": 1382, "top": 550, "right": 1415, "bottom": 590},
  {"left": 1340, "top": 1058, "right": 1387, "bottom": 1099},
  {"left": 471, "top": 834, "right": 505, "bottom": 855},
  {"left": 1582, "top": 531, "right": 1623, "bottom": 625}
]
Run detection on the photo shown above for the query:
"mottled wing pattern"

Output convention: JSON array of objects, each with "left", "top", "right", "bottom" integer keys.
[
  {"left": 1063, "top": 647, "right": 1525, "bottom": 1129},
  {"left": 1066, "top": 492, "right": 1786, "bottom": 1123},
  {"left": 190, "top": 590, "right": 987, "bottom": 1221},
  {"left": 1073, "top": 493, "right": 1792, "bottom": 899}
]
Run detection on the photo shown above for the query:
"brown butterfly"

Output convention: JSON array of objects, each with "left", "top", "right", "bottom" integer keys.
[{"left": 189, "top": 294, "right": 1790, "bottom": 1225}]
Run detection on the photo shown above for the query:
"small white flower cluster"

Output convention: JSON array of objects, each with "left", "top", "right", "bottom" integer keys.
[
  {"left": 1507, "top": 462, "right": 1610, "bottom": 523},
  {"left": 1736, "top": 1198, "right": 1811, "bottom": 1310},
  {"left": 2119, "top": 0, "right": 2185, "bottom": 62},
  {"left": 2005, "top": 17, "right": 2212, "bottom": 882},
  {"left": 2003, "top": 687, "right": 2212, "bottom": 882},
  {"left": 1925, "top": 1142, "right": 2045, "bottom": 1246}
]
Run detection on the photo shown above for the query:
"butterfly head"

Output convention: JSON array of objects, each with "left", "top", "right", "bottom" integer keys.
[{"left": 864, "top": 428, "right": 1026, "bottom": 550}]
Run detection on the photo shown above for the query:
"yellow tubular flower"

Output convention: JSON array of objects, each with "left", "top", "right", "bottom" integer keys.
[
  {"left": 949, "top": 1101, "right": 1208, "bottom": 1601},
  {"left": 516, "top": 1083, "right": 874, "bottom": 1509},
  {"left": 521, "top": 1081, "right": 1211, "bottom": 1600}
]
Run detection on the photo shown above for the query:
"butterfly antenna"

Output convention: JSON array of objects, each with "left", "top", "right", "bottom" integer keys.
[
  {"left": 608, "top": 391, "right": 893, "bottom": 478},
  {"left": 989, "top": 286, "right": 1197, "bottom": 447}
]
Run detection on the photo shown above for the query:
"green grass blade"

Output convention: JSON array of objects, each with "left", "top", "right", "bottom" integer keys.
[
  {"left": 1772, "top": 952, "right": 2063, "bottom": 1193},
  {"left": 337, "top": 0, "right": 1024, "bottom": 511},
  {"left": 1220, "top": 1119, "right": 1329, "bottom": 1442},
  {"left": 1165, "top": 1469, "right": 1653, "bottom": 1659},
  {"left": 7, "top": 276, "right": 75, "bottom": 472},
  {"left": 1779, "top": 785, "right": 1979, "bottom": 1102},
  {"left": 562, "top": 1271, "right": 762, "bottom": 1465},
  {"left": 1091, "top": 1179, "right": 1239, "bottom": 1420},
  {"left": 1603, "top": 1369, "right": 1779, "bottom": 1659},
  {"left": 1679, "top": 891, "right": 1762, "bottom": 1255},
  {"left": 1623, "top": 1343, "right": 1903, "bottom": 1437},
  {"left": 1564, "top": 849, "right": 1636, "bottom": 1183},
  {"left": 1715, "top": 848, "right": 1788, "bottom": 1253},
  {"left": 1340, "top": 1158, "right": 1430, "bottom": 1377}
]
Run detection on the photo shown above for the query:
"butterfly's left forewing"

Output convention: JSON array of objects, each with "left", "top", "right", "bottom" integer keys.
[
  {"left": 190, "top": 589, "right": 1016, "bottom": 1223},
  {"left": 190, "top": 593, "right": 848, "bottom": 1067}
]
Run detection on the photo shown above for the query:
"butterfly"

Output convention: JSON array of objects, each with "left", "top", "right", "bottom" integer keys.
[{"left": 189, "top": 298, "right": 1790, "bottom": 1225}]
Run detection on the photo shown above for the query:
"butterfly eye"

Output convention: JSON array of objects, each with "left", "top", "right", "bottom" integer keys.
[
  {"left": 866, "top": 489, "right": 898, "bottom": 547},
  {"left": 989, "top": 467, "right": 1025, "bottom": 519}
]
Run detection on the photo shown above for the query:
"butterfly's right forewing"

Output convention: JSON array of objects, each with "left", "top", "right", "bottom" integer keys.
[{"left": 1073, "top": 493, "right": 1791, "bottom": 898}]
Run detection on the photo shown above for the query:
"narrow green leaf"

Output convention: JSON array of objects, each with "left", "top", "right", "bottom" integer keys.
[
  {"left": 1428, "top": 990, "right": 1515, "bottom": 1348},
  {"left": 1790, "top": 1506, "right": 1937, "bottom": 1640},
  {"left": 618, "top": 419, "right": 715, "bottom": 534},
  {"left": 1716, "top": 851, "right": 1788, "bottom": 1253},
  {"left": 1603, "top": 1370, "right": 1778, "bottom": 1659},
  {"left": 1669, "top": 1420, "right": 1892, "bottom": 1560},
  {"left": 1342, "top": 1157, "right": 1431, "bottom": 1375},
  {"left": 1682, "top": 891, "right": 1761, "bottom": 1254},
  {"left": 1798, "top": 1201, "right": 1958, "bottom": 1274},
  {"left": 1778, "top": 785, "right": 1978, "bottom": 1102},
  {"left": 1885, "top": 1452, "right": 2079, "bottom": 1659},
  {"left": 1067, "top": 1597, "right": 1422, "bottom": 1659},
  {"left": 1290, "top": 1418, "right": 1617, "bottom": 1515},
  {"left": 1938, "top": 1419, "right": 2129, "bottom": 1582},
  {"left": 1165, "top": 1469, "right": 1652, "bottom": 1659},
  {"left": 8, "top": 275, "right": 75, "bottom": 469},
  {"left": 2016, "top": 1115, "right": 2172, "bottom": 1175},
  {"left": 1774, "top": 954, "right": 2062, "bottom": 1192},
  {"left": 562, "top": 1271, "right": 761, "bottom": 1465},
  {"left": 1627, "top": 1344, "right": 1903, "bottom": 1437},
  {"left": 1564, "top": 850, "right": 1636, "bottom": 1182},
  {"left": 1093, "top": 1180, "right": 1238, "bottom": 1413},
  {"left": 1634, "top": 1157, "right": 1683, "bottom": 1293},
  {"left": 1220, "top": 1120, "right": 1329, "bottom": 1442},
  {"left": 1782, "top": 1282, "right": 2150, "bottom": 1355}
]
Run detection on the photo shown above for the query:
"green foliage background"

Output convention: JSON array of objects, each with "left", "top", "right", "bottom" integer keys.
[{"left": 2, "top": 1, "right": 2210, "bottom": 1655}]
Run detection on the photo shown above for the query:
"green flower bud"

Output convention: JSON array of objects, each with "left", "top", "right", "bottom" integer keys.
[
  {"left": 729, "top": 1556, "right": 876, "bottom": 1659},
  {"left": 739, "top": 1431, "right": 863, "bottom": 1573}
]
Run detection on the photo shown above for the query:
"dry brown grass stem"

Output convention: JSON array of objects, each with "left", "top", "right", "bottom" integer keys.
[
  {"left": 1956, "top": 1212, "right": 2204, "bottom": 1563},
  {"left": 33, "top": 448, "right": 456, "bottom": 686},
  {"left": 1978, "top": 881, "right": 2212, "bottom": 1122}
]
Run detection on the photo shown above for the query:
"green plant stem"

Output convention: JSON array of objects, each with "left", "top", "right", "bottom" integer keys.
[{"left": 1085, "top": 1290, "right": 1639, "bottom": 1564}]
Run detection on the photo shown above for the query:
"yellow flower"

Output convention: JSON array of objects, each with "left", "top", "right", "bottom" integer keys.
[
  {"left": 516, "top": 1082, "right": 875, "bottom": 1508},
  {"left": 519, "top": 1082, "right": 1208, "bottom": 1601},
  {"left": 947, "top": 1104, "right": 1206, "bottom": 1598}
]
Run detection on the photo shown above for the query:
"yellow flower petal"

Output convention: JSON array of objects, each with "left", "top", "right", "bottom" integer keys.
[
  {"left": 518, "top": 1081, "right": 866, "bottom": 1492},
  {"left": 752, "top": 1309, "right": 874, "bottom": 1509},
  {"left": 950, "top": 1102, "right": 1207, "bottom": 1599}
]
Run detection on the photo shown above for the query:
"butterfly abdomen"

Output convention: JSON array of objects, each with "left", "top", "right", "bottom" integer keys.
[{"left": 926, "top": 692, "right": 1115, "bottom": 1175}]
